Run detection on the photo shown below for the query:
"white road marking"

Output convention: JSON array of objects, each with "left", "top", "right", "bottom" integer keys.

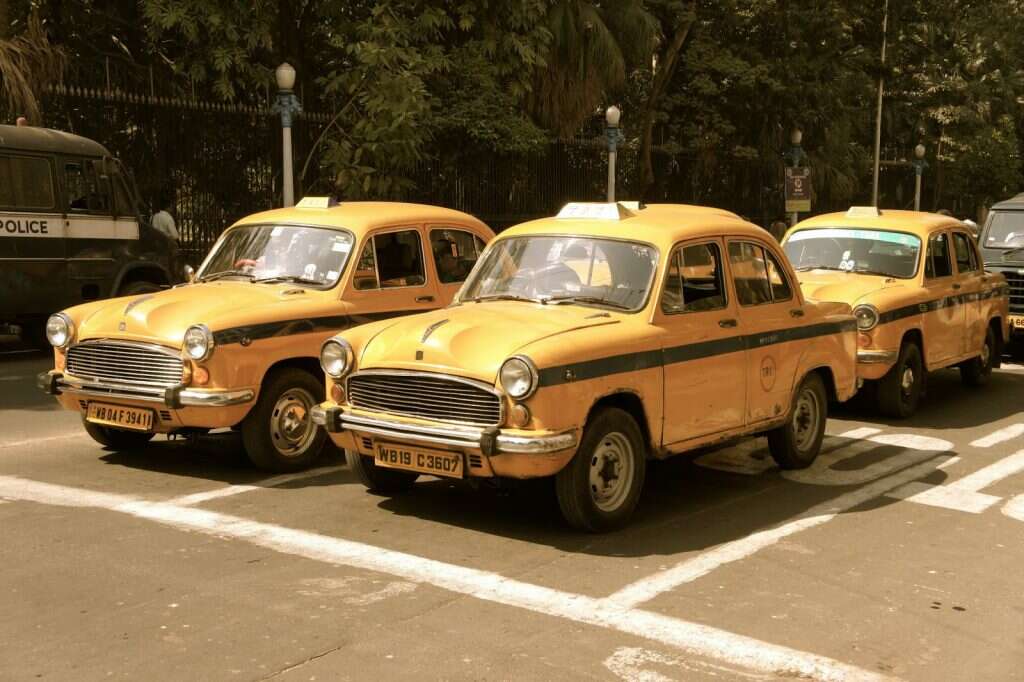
[
  {"left": 1001, "top": 494, "right": 1024, "bottom": 523},
  {"left": 969, "top": 424, "right": 1024, "bottom": 449},
  {"left": 604, "top": 646, "right": 772, "bottom": 681},
  {"left": 166, "top": 465, "right": 348, "bottom": 506},
  {"left": 0, "top": 432, "right": 89, "bottom": 450},
  {"left": 783, "top": 433, "right": 952, "bottom": 487},
  {"left": 886, "top": 450, "right": 1024, "bottom": 514},
  {"left": 0, "top": 475, "right": 888, "bottom": 682},
  {"left": 606, "top": 453, "right": 954, "bottom": 610}
]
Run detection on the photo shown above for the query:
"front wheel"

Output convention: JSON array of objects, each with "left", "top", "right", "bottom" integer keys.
[
  {"left": 555, "top": 407, "right": 645, "bottom": 532},
  {"left": 961, "top": 326, "right": 995, "bottom": 386},
  {"left": 82, "top": 418, "right": 155, "bottom": 450},
  {"left": 346, "top": 449, "right": 419, "bottom": 493},
  {"left": 877, "top": 341, "right": 924, "bottom": 418},
  {"left": 241, "top": 368, "right": 326, "bottom": 472},
  {"left": 767, "top": 372, "right": 827, "bottom": 469}
]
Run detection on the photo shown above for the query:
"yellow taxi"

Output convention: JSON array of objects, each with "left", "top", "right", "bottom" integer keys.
[
  {"left": 312, "top": 202, "right": 859, "bottom": 531},
  {"left": 783, "top": 207, "right": 1010, "bottom": 417},
  {"left": 37, "top": 198, "right": 494, "bottom": 471}
]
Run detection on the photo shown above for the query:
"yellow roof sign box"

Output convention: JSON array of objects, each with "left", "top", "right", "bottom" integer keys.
[{"left": 556, "top": 202, "right": 639, "bottom": 220}]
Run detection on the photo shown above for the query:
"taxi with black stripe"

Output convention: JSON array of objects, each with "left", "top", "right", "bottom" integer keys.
[
  {"left": 38, "top": 198, "right": 493, "bottom": 471},
  {"left": 784, "top": 207, "right": 1010, "bottom": 417},
  {"left": 313, "top": 202, "right": 859, "bottom": 531}
]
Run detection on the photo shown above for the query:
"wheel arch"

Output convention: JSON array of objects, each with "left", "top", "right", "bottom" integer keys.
[
  {"left": 584, "top": 390, "right": 654, "bottom": 456},
  {"left": 111, "top": 261, "right": 171, "bottom": 295},
  {"left": 901, "top": 326, "right": 925, "bottom": 366},
  {"left": 989, "top": 316, "right": 1005, "bottom": 367}
]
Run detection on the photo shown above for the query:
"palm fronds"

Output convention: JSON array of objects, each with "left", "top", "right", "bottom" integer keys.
[{"left": 0, "top": 13, "right": 65, "bottom": 124}]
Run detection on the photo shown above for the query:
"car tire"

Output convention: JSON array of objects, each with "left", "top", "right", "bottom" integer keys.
[
  {"left": 767, "top": 372, "right": 827, "bottom": 470},
  {"left": 555, "top": 407, "right": 646, "bottom": 532},
  {"left": 82, "top": 418, "right": 155, "bottom": 449},
  {"left": 960, "top": 326, "right": 995, "bottom": 387},
  {"left": 345, "top": 449, "right": 419, "bottom": 493},
  {"left": 877, "top": 341, "right": 924, "bottom": 418},
  {"left": 118, "top": 280, "right": 162, "bottom": 296},
  {"left": 241, "top": 368, "right": 326, "bottom": 472}
]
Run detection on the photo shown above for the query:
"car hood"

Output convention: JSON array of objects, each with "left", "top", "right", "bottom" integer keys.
[
  {"left": 796, "top": 270, "right": 907, "bottom": 306},
  {"left": 358, "top": 301, "right": 621, "bottom": 383},
  {"left": 71, "top": 281, "right": 343, "bottom": 347}
]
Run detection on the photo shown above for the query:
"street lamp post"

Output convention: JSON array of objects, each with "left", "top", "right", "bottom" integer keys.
[
  {"left": 785, "top": 128, "right": 805, "bottom": 226},
  {"left": 273, "top": 62, "right": 303, "bottom": 207},
  {"left": 912, "top": 143, "right": 927, "bottom": 212},
  {"left": 605, "top": 106, "right": 624, "bottom": 203}
]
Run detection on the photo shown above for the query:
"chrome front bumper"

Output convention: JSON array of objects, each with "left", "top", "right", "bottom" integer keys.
[
  {"left": 38, "top": 371, "right": 255, "bottom": 408},
  {"left": 311, "top": 405, "right": 577, "bottom": 456},
  {"left": 857, "top": 350, "right": 898, "bottom": 364}
]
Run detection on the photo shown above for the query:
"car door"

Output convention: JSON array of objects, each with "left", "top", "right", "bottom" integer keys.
[
  {"left": 921, "top": 230, "right": 962, "bottom": 366},
  {"left": 951, "top": 229, "right": 984, "bottom": 357},
  {"left": 343, "top": 225, "right": 442, "bottom": 322},
  {"left": 658, "top": 238, "right": 746, "bottom": 443},
  {"left": 427, "top": 225, "right": 487, "bottom": 304},
  {"left": 726, "top": 239, "right": 803, "bottom": 425}
]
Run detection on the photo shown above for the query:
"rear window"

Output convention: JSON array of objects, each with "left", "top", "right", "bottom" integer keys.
[{"left": 0, "top": 155, "right": 55, "bottom": 210}]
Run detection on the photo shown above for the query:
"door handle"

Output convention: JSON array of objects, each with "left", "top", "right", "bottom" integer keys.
[
  {"left": 952, "top": 283, "right": 962, "bottom": 290},
  {"left": 718, "top": 318, "right": 738, "bottom": 328},
  {"left": 415, "top": 295, "right": 435, "bottom": 303},
  {"left": 790, "top": 308, "right": 805, "bottom": 318}
]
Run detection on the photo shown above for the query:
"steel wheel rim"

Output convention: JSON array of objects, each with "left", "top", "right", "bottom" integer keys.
[
  {"left": 981, "top": 338, "right": 992, "bottom": 367},
  {"left": 792, "top": 387, "right": 821, "bottom": 452},
  {"left": 900, "top": 366, "right": 916, "bottom": 396},
  {"left": 270, "top": 387, "right": 317, "bottom": 457},
  {"left": 588, "top": 431, "right": 635, "bottom": 513}
]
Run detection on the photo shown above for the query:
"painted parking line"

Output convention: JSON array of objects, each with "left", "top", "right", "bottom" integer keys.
[
  {"left": 165, "top": 465, "right": 348, "bottom": 506},
  {"left": 969, "top": 424, "right": 1024, "bottom": 449},
  {"left": 0, "top": 432, "right": 89, "bottom": 450},
  {"left": 606, "top": 452, "right": 954, "bottom": 610},
  {"left": 886, "top": 450, "right": 1024, "bottom": 514},
  {"left": 0, "top": 475, "right": 889, "bottom": 682}
]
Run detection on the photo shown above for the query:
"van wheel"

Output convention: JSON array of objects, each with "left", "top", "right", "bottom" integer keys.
[
  {"left": 555, "top": 407, "right": 645, "bottom": 532},
  {"left": 346, "top": 449, "right": 418, "bottom": 493},
  {"left": 241, "top": 368, "right": 326, "bottom": 472},
  {"left": 961, "top": 326, "right": 995, "bottom": 387},
  {"left": 878, "top": 341, "right": 924, "bottom": 418},
  {"left": 82, "top": 418, "right": 155, "bottom": 449},
  {"left": 767, "top": 372, "right": 827, "bottom": 469},
  {"left": 119, "top": 280, "right": 161, "bottom": 296}
]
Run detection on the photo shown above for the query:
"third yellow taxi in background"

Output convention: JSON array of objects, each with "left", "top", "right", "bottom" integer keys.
[{"left": 783, "top": 207, "right": 1010, "bottom": 417}]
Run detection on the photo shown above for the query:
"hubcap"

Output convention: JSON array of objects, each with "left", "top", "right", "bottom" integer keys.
[
  {"left": 981, "top": 339, "right": 991, "bottom": 367},
  {"left": 901, "top": 366, "right": 916, "bottom": 395},
  {"left": 792, "top": 387, "right": 821, "bottom": 452},
  {"left": 588, "top": 431, "right": 635, "bottom": 513},
  {"left": 270, "top": 387, "right": 317, "bottom": 457}
]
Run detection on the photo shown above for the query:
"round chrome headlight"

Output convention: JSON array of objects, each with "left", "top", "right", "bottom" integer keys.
[
  {"left": 183, "top": 324, "right": 214, "bottom": 361},
  {"left": 499, "top": 355, "right": 538, "bottom": 400},
  {"left": 45, "top": 313, "right": 74, "bottom": 349},
  {"left": 853, "top": 304, "right": 880, "bottom": 331},
  {"left": 320, "top": 339, "right": 354, "bottom": 379}
]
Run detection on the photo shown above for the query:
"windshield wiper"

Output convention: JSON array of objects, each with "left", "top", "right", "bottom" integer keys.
[
  {"left": 544, "top": 295, "right": 632, "bottom": 310},
  {"left": 470, "top": 294, "right": 540, "bottom": 304},
  {"left": 198, "top": 270, "right": 255, "bottom": 283},
  {"left": 794, "top": 265, "right": 845, "bottom": 272},
  {"left": 253, "top": 275, "right": 322, "bottom": 286},
  {"left": 852, "top": 268, "right": 897, "bottom": 277}
]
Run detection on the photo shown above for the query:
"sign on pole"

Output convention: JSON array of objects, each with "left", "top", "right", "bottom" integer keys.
[{"left": 785, "top": 167, "right": 812, "bottom": 213}]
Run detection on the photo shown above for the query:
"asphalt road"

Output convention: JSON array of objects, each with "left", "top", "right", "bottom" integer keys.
[{"left": 2, "top": 346, "right": 1023, "bottom": 681}]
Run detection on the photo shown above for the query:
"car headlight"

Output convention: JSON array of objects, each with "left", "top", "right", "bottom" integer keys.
[
  {"left": 320, "top": 339, "right": 354, "bottom": 379},
  {"left": 45, "top": 313, "right": 74, "bottom": 349},
  {"left": 183, "top": 324, "right": 214, "bottom": 361},
  {"left": 853, "top": 304, "right": 879, "bottom": 331},
  {"left": 500, "top": 355, "right": 538, "bottom": 400}
]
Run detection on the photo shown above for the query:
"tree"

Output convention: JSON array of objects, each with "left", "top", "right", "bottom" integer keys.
[{"left": 0, "top": 10, "right": 64, "bottom": 123}]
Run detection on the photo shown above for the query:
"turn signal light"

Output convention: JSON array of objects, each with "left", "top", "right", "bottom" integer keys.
[
  {"left": 193, "top": 366, "right": 210, "bottom": 385},
  {"left": 857, "top": 332, "right": 872, "bottom": 348},
  {"left": 330, "top": 382, "right": 345, "bottom": 404},
  {"left": 510, "top": 403, "right": 531, "bottom": 428}
]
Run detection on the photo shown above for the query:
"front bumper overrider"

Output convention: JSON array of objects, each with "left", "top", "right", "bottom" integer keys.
[
  {"left": 856, "top": 349, "right": 898, "bottom": 365},
  {"left": 311, "top": 405, "right": 577, "bottom": 456},
  {"left": 38, "top": 371, "right": 254, "bottom": 408}
]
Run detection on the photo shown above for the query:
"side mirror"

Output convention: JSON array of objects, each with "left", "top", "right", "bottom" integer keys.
[{"left": 184, "top": 265, "right": 196, "bottom": 283}]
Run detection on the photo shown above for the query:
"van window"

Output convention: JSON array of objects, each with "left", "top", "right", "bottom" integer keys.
[
  {"left": 0, "top": 155, "right": 56, "bottom": 209},
  {"left": 65, "top": 160, "right": 111, "bottom": 213}
]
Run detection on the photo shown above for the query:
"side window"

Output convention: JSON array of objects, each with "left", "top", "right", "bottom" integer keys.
[
  {"left": 764, "top": 249, "right": 793, "bottom": 301},
  {"left": 925, "top": 233, "right": 952, "bottom": 278},
  {"left": 353, "top": 229, "right": 426, "bottom": 290},
  {"left": 0, "top": 155, "right": 55, "bottom": 209},
  {"left": 0, "top": 156, "right": 14, "bottom": 206},
  {"left": 728, "top": 241, "right": 772, "bottom": 306},
  {"left": 431, "top": 228, "right": 484, "bottom": 284},
  {"left": 64, "top": 160, "right": 110, "bottom": 213},
  {"left": 952, "top": 232, "right": 977, "bottom": 273},
  {"left": 661, "top": 242, "right": 726, "bottom": 314}
]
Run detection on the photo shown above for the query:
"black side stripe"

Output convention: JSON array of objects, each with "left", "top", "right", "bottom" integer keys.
[
  {"left": 212, "top": 309, "right": 422, "bottom": 346},
  {"left": 878, "top": 285, "right": 1009, "bottom": 325},
  {"left": 537, "top": 319, "right": 857, "bottom": 388}
]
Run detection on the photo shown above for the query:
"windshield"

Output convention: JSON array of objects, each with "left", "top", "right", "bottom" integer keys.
[
  {"left": 459, "top": 236, "right": 659, "bottom": 311},
  {"left": 784, "top": 228, "right": 921, "bottom": 279},
  {"left": 198, "top": 224, "right": 355, "bottom": 288},
  {"left": 982, "top": 211, "right": 1024, "bottom": 249}
]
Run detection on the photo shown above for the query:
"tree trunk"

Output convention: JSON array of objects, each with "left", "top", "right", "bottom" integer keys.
[{"left": 638, "top": 1, "right": 697, "bottom": 201}]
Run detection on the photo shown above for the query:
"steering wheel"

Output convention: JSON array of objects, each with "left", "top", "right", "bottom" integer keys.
[{"left": 527, "top": 262, "right": 582, "bottom": 296}]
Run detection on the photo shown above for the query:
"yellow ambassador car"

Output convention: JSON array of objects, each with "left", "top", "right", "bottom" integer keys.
[
  {"left": 38, "top": 198, "right": 494, "bottom": 471},
  {"left": 783, "top": 207, "right": 1010, "bottom": 418},
  {"left": 312, "top": 202, "right": 859, "bottom": 531}
]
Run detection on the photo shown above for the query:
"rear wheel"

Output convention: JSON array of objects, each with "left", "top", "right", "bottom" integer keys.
[
  {"left": 877, "top": 341, "right": 924, "bottom": 418},
  {"left": 767, "top": 372, "right": 827, "bottom": 469},
  {"left": 961, "top": 326, "right": 995, "bottom": 386},
  {"left": 241, "top": 368, "right": 326, "bottom": 472},
  {"left": 82, "top": 418, "right": 155, "bottom": 449},
  {"left": 346, "top": 449, "right": 419, "bottom": 493}
]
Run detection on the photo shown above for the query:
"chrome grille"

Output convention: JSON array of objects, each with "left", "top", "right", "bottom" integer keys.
[
  {"left": 347, "top": 372, "right": 502, "bottom": 426},
  {"left": 67, "top": 341, "right": 184, "bottom": 388},
  {"left": 1002, "top": 271, "right": 1024, "bottom": 313}
]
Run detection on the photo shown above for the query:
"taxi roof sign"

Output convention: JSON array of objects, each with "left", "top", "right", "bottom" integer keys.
[
  {"left": 296, "top": 196, "right": 339, "bottom": 209},
  {"left": 846, "top": 206, "right": 882, "bottom": 219},
  {"left": 556, "top": 202, "right": 637, "bottom": 220}
]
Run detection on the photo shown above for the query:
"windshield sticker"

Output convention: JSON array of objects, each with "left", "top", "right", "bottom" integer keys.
[
  {"left": 327, "top": 270, "right": 338, "bottom": 281},
  {"left": 271, "top": 225, "right": 284, "bottom": 236},
  {"left": 789, "top": 228, "right": 920, "bottom": 247},
  {"left": 332, "top": 240, "right": 351, "bottom": 253}
]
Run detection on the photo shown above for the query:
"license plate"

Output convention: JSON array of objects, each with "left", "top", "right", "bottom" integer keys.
[
  {"left": 1011, "top": 316, "right": 1024, "bottom": 329},
  {"left": 375, "top": 442, "right": 464, "bottom": 479},
  {"left": 86, "top": 402, "right": 154, "bottom": 431}
]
